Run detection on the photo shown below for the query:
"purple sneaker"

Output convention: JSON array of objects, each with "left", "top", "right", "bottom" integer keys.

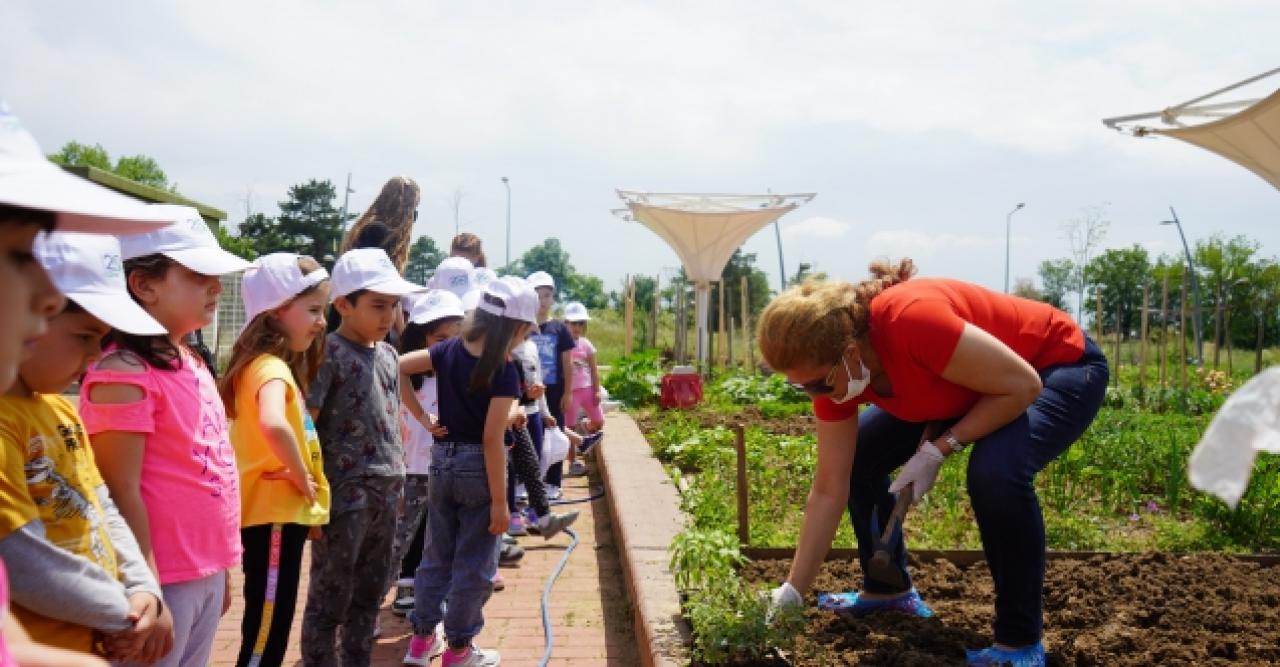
[
  {"left": 965, "top": 642, "right": 1046, "bottom": 666},
  {"left": 816, "top": 588, "right": 933, "bottom": 618}
]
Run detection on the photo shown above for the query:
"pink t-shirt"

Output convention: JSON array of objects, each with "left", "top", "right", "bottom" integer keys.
[
  {"left": 570, "top": 336, "right": 596, "bottom": 391},
  {"left": 0, "top": 560, "right": 17, "bottom": 667},
  {"left": 80, "top": 347, "right": 242, "bottom": 585}
]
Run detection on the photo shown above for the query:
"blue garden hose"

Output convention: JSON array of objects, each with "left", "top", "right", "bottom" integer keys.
[{"left": 538, "top": 488, "right": 606, "bottom": 667}]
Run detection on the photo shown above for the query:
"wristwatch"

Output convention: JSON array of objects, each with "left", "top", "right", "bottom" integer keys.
[{"left": 939, "top": 429, "right": 967, "bottom": 454}]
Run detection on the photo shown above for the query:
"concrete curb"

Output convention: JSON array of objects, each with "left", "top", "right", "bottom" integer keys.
[{"left": 597, "top": 411, "right": 691, "bottom": 667}]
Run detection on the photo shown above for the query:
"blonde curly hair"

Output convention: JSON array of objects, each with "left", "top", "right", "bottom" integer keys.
[{"left": 757, "top": 258, "right": 917, "bottom": 371}]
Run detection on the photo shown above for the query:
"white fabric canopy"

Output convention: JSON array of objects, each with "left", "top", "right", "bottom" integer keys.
[
  {"left": 1154, "top": 87, "right": 1280, "bottom": 191},
  {"left": 614, "top": 191, "right": 814, "bottom": 366}
]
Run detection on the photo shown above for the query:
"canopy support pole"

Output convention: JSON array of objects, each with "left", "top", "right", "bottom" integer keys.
[{"left": 695, "top": 281, "right": 711, "bottom": 369}]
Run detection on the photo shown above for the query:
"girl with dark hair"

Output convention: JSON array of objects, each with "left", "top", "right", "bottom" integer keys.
[{"left": 395, "top": 277, "right": 539, "bottom": 667}]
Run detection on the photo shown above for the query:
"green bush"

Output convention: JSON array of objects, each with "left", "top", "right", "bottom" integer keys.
[{"left": 602, "top": 352, "right": 663, "bottom": 407}]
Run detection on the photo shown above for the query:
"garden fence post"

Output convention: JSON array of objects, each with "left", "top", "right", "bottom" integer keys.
[
  {"left": 1160, "top": 272, "right": 1169, "bottom": 388},
  {"left": 741, "top": 274, "right": 751, "bottom": 371},
  {"left": 1180, "top": 267, "right": 1189, "bottom": 393},
  {"left": 624, "top": 274, "right": 634, "bottom": 357},
  {"left": 1095, "top": 289, "right": 1103, "bottom": 343},
  {"left": 727, "top": 316, "right": 735, "bottom": 367},
  {"left": 651, "top": 274, "right": 660, "bottom": 349},
  {"left": 718, "top": 278, "right": 728, "bottom": 368},
  {"left": 1139, "top": 283, "right": 1149, "bottom": 391},
  {"left": 1113, "top": 302, "right": 1122, "bottom": 387},
  {"left": 733, "top": 424, "right": 749, "bottom": 546}
]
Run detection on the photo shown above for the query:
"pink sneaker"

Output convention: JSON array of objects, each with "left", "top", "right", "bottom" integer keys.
[
  {"left": 403, "top": 624, "right": 444, "bottom": 665},
  {"left": 441, "top": 643, "right": 501, "bottom": 666},
  {"left": 491, "top": 572, "right": 505, "bottom": 591}
]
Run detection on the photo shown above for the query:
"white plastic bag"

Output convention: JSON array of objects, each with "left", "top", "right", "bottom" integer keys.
[
  {"left": 1189, "top": 367, "right": 1280, "bottom": 508},
  {"left": 541, "top": 426, "right": 571, "bottom": 479}
]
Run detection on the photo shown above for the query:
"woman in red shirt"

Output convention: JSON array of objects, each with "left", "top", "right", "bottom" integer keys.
[{"left": 757, "top": 259, "right": 1107, "bottom": 667}]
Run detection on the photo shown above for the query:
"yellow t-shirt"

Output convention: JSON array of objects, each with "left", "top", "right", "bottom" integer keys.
[
  {"left": 230, "top": 354, "right": 330, "bottom": 527},
  {"left": 0, "top": 393, "right": 120, "bottom": 653}
]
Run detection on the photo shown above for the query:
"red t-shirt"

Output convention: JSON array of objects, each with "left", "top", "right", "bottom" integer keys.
[{"left": 813, "top": 278, "right": 1084, "bottom": 423}]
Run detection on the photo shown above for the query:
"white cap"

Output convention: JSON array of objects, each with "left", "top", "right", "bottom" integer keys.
[
  {"left": 0, "top": 102, "right": 174, "bottom": 234},
  {"left": 526, "top": 271, "right": 555, "bottom": 290},
  {"left": 563, "top": 301, "right": 591, "bottom": 322},
  {"left": 407, "top": 289, "right": 465, "bottom": 325},
  {"left": 119, "top": 204, "right": 253, "bottom": 275},
  {"left": 330, "top": 247, "right": 425, "bottom": 299},
  {"left": 241, "top": 253, "right": 330, "bottom": 329},
  {"left": 460, "top": 287, "right": 482, "bottom": 312},
  {"left": 33, "top": 231, "right": 166, "bottom": 335},
  {"left": 477, "top": 276, "right": 539, "bottom": 325},
  {"left": 427, "top": 256, "right": 474, "bottom": 299},
  {"left": 472, "top": 267, "right": 497, "bottom": 290}
]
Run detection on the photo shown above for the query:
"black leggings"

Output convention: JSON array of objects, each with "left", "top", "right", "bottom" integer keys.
[
  {"left": 237, "top": 523, "right": 310, "bottom": 667},
  {"left": 507, "top": 415, "right": 550, "bottom": 517}
]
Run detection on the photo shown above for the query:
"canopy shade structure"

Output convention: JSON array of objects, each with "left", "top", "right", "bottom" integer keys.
[
  {"left": 1102, "top": 67, "right": 1280, "bottom": 191},
  {"left": 614, "top": 191, "right": 815, "bottom": 366}
]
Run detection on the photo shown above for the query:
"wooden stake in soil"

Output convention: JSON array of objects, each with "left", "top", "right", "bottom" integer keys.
[
  {"left": 1160, "top": 272, "right": 1169, "bottom": 387},
  {"left": 1139, "top": 283, "right": 1149, "bottom": 390},
  {"left": 727, "top": 316, "right": 735, "bottom": 367},
  {"left": 1113, "top": 301, "right": 1122, "bottom": 387},
  {"left": 651, "top": 274, "right": 660, "bottom": 350},
  {"left": 623, "top": 275, "right": 635, "bottom": 357},
  {"left": 1095, "top": 289, "right": 1104, "bottom": 342},
  {"left": 718, "top": 279, "right": 728, "bottom": 368},
  {"left": 741, "top": 275, "right": 751, "bottom": 371},
  {"left": 1256, "top": 302, "right": 1267, "bottom": 375},
  {"left": 1180, "top": 267, "right": 1189, "bottom": 392},
  {"left": 733, "top": 424, "right": 749, "bottom": 546}
]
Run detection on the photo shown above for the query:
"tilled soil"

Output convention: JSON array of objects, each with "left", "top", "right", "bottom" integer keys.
[
  {"left": 742, "top": 553, "right": 1280, "bottom": 666},
  {"left": 638, "top": 406, "right": 815, "bottom": 436}
]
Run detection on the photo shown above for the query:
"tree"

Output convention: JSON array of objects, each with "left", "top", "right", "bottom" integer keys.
[
  {"left": 113, "top": 154, "right": 171, "bottom": 190},
  {"left": 509, "top": 238, "right": 575, "bottom": 288},
  {"left": 1085, "top": 245, "right": 1150, "bottom": 337},
  {"left": 48, "top": 141, "right": 111, "bottom": 170},
  {"left": 564, "top": 272, "right": 608, "bottom": 310},
  {"left": 1036, "top": 258, "right": 1074, "bottom": 312},
  {"left": 1061, "top": 204, "right": 1110, "bottom": 325},
  {"left": 275, "top": 179, "right": 345, "bottom": 268},
  {"left": 404, "top": 235, "right": 445, "bottom": 286},
  {"left": 237, "top": 212, "right": 290, "bottom": 256},
  {"left": 790, "top": 262, "right": 827, "bottom": 285},
  {"left": 1011, "top": 277, "right": 1042, "bottom": 301},
  {"left": 214, "top": 225, "right": 258, "bottom": 261},
  {"left": 1195, "top": 234, "right": 1260, "bottom": 366}
]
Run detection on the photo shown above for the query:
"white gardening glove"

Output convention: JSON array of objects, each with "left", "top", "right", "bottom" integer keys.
[
  {"left": 888, "top": 441, "right": 946, "bottom": 503},
  {"left": 767, "top": 581, "right": 803, "bottom": 623}
]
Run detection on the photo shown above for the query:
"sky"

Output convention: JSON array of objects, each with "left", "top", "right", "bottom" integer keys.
[{"left": 3, "top": 1, "right": 1278, "bottom": 314}]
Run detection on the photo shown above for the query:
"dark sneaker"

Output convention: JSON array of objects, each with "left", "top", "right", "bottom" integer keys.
[
  {"left": 577, "top": 431, "right": 603, "bottom": 455},
  {"left": 535, "top": 511, "right": 579, "bottom": 540}
]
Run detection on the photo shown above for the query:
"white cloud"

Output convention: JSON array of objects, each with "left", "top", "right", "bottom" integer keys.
[{"left": 782, "top": 216, "right": 852, "bottom": 239}]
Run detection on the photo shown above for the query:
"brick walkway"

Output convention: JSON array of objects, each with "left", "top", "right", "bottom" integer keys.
[{"left": 209, "top": 469, "right": 638, "bottom": 666}]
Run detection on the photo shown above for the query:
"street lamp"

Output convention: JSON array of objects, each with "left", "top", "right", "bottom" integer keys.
[
  {"left": 1161, "top": 206, "right": 1204, "bottom": 364},
  {"left": 1004, "top": 202, "right": 1025, "bottom": 293},
  {"left": 501, "top": 176, "right": 511, "bottom": 267}
]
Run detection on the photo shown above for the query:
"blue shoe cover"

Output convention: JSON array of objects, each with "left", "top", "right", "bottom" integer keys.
[
  {"left": 815, "top": 588, "right": 933, "bottom": 618},
  {"left": 965, "top": 642, "right": 1046, "bottom": 667}
]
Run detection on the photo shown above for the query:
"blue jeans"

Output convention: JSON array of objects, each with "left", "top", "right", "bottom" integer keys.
[
  {"left": 848, "top": 336, "right": 1108, "bottom": 646},
  {"left": 411, "top": 442, "right": 499, "bottom": 644}
]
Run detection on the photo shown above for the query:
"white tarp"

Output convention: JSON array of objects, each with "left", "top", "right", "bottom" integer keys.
[
  {"left": 1155, "top": 87, "right": 1280, "bottom": 192},
  {"left": 624, "top": 204, "right": 796, "bottom": 283}
]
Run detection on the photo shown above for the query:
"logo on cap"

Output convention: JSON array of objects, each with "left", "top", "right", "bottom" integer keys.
[
  {"left": 450, "top": 275, "right": 468, "bottom": 287},
  {"left": 102, "top": 253, "right": 123, "bottom": 279}
]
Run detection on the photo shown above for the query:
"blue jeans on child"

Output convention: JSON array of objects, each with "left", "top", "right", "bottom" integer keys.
[
  {"left": 411, "top": 442, "right": 499, "bottom": 645},
  {"left": 848, "top": 336, "right": 1108, "bottom": 646}
]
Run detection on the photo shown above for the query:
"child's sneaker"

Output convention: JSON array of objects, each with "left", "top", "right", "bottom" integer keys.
[
  {"left": 501, "top": 532, "right": 516, "bottom": 545},
  {"left": 498, "top": 542, "right": 524, "bottom": 565},
  {"left": 567, "top": 461, "right": 588, "bottom": 477},
  {"left": 535, "top": 511, "right": 579, "bottom": 540},
  {"left": 402, "top": 624, "right": 445, "bottom": 665},
  {"left": 965, "top": 642, "right": 1046, "bottom": 667},
  {"left": 491, "top": 572, "right": 505, "bottom": 591},
  {"left": 515, "top": 483, "right": 528, "bottom": 506},
  {"left": 507, "top": 513, "right": 527, "bottom": 537},
  {"left": 392, "top": 581, "right": 415, "bottom": 617},
  {"left": 442, "top": 643, "right": 501, "bottom": 666},
  {"left": 577, "top": 430, "right": 603, "bottom": 455},
  {"left": 545, "top": 484, "right": 562, "bottom": 501}
]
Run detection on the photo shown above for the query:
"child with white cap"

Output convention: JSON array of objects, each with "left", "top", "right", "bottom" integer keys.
[
  {"left": 428, "top": 256, "right": 475, "bottom": 300},
  {"left": 387, "top": 289, "right": 465, "bottom": 619},
  {"left": 526, "top": 271, "right": 577, "bottom": 498},
  {"left": 563, "top": 301, "right": 605, "bottom": 476},
  {"left": 218, "top": 253, "right": 332, "bottom": 667},
  {"left": 75, "top": 206, "right": 252, "bottom": 667},
  {"left": 397, "top": 276, "right": 540, "bottom": 666},
  {"left": 0, "top": 232, "right": 170, "bottom": 663},
  {"left": 0, "top": 100, "right": 171, "bottom": 667},
  {"left": 300, "top": 248, "right": 424, "bottom": 666}
]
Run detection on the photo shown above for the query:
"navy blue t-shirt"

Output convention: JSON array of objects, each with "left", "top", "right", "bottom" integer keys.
[
  {"left": 529, "top": 320, "right": 575, "bottom": 388},
  {"left": 429, "top": 337, "right": 520, "bottom": 444}
]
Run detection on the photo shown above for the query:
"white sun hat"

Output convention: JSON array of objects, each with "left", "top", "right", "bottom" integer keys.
[
  {"left": 477, "top": 276, "right": 539, "bottom": 325},
  {"left": 526, "top": 271, "right": 555, "bottom": 290},
  {"left": 427, "top": 256, "right": 474, "bottom": 299},
  {"left": 330, "top": 247, "right": 426, "bottom": 299},
  {"left": 241, "top": 252, "right": 330, "bottom": 329},
  {"left": 0, "top": 102, "right": 174, "bottom": 234},
  {"left": 118, "top": 204, "right": 253, "bottom": 275},
  {"left": 33, "top": 230, "right": 167, "bottom": 335},
  {"left": 407, "top": 289, "right": 465, "bottom": 325},
  {"left": 563, "top": 301, "right": 591, "bottom": 322}
]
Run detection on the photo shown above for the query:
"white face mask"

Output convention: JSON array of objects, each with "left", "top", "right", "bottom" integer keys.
[{"left": 829, "top": 355, "right": 870, "bottom": 404}]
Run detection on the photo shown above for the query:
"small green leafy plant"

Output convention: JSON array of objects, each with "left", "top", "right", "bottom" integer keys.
[{"left": 603, "top": 352, "right": 664, "bottom": 407}]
